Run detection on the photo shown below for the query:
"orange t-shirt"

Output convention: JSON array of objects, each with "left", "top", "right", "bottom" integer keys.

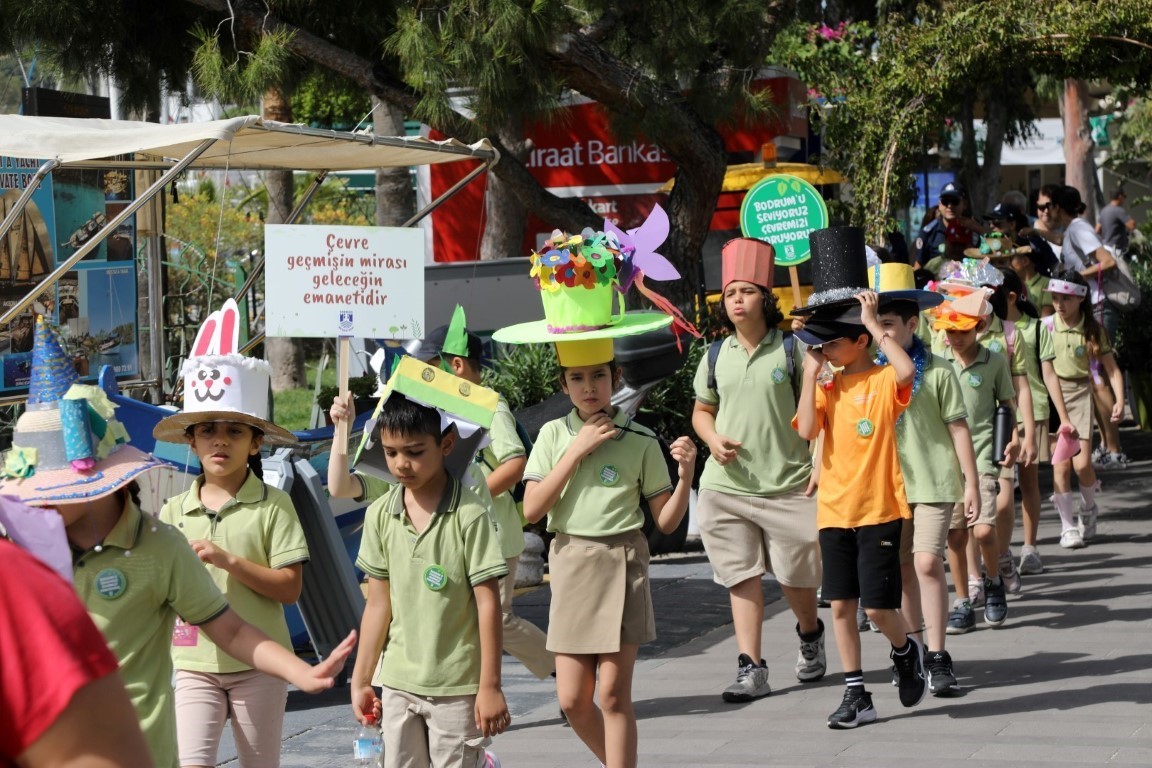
[{"left": 802, "top": 364, "right": 912, "bottom": 530}]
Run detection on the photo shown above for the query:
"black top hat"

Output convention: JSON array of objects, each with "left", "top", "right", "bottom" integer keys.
[{"left": 791, "top": 226, "right": 870, "bottom": 317}]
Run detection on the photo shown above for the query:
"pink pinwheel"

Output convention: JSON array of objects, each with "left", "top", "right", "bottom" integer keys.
[{"left": 603, "top": 204, "right": 681, "bottom": 291}]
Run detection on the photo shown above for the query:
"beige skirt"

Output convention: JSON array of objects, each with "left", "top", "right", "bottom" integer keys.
[
  {"left": 1059, "top": 377, "right": 1094, "bottom": 442},
  {"left": 546, "top": 529, "right": 655, "bottom": 654}
]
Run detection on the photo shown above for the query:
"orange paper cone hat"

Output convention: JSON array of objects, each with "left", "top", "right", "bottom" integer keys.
[{"left": 721, "top": 238, "right": 775, "bottom": 290}]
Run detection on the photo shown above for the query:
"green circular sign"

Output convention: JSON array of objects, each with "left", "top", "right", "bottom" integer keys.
[
  {"left": 423, "top": 565, "right": 448, "bottom": 591},
  {"left": 95, "top": 568, "right": 127, "bottom": 600},
  {"left": 739, "top": 174, "right": 828, "bottom": 266}
]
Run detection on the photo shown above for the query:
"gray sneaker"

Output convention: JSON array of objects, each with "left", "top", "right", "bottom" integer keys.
[
  {"left": 1018, "top": 545, "right": 1043, "bottom": 575},
  {"left": 722, "top": 653, "right": 770, "bottom": 702},
  {"left": 1078, "top": 502, "right": 1099, "bottom": 540},
  {"left": 795, "top": 621, "right": 827, "bottom": 683}
]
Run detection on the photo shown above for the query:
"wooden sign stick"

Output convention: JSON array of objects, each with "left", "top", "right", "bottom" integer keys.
[
  {"left": 335, "top": 336, "right": 352, "bottom": 451},
  {"left": 789, "top": 266, "right": 803, "bottom": 313}
]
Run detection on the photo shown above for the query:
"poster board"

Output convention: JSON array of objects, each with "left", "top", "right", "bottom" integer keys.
[
  {"left": 264, "top": 225, "right": 425, "bottom": 340},
  {"left": 738, "top": 174, "right": 828, "bottom": 266}
]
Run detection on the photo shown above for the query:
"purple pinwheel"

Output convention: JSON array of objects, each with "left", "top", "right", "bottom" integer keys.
[{"left": 603, "top": 204, "right": 681, "bottom": 292}]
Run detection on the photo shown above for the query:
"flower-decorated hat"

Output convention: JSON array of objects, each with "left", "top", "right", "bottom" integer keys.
[
  {"left": 1045, "top": 278, "right": 1088, "bottom": 297},
  {"left": 153, "top": 298, "right": 296, "bottom": 445},
  {"left": 933, "top": 257, "right": 1004, "bottom": 297},
  {"left": 0, "top": 318, "right": 160, "bottom": 505},
  {"left": 932, "top": 290, "right": 993, "bottom": 332},
  {"left": 354, "top": 356, "right": 498, "bottom": 483},
  {"left": 871, "top": 263, "right": 946, "bottom": 311},
  {"left": 722, "top": 238, "right": 775, "bottom": 291},
  {"left": 791, "top": 227, "right": 871, "bottom": 317},
  {"left": 492, "top": 205, "right": 699, "bottom": 366}
]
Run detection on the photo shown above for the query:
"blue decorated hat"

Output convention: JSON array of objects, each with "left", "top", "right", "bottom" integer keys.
[{"left": 0, "top": 317, "right": 159, "bottom": 505}]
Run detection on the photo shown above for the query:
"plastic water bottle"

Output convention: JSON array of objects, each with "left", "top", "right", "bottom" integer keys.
[{"left": 353, "top": 714, "right": 382, "bottom": 767}]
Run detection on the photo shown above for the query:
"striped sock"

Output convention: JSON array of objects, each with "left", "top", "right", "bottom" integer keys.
[{"left": 844, "top": 670, "right": 864, "bottom": 690}]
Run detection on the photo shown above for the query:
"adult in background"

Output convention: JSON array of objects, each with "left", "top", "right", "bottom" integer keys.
[
  {"left": 1097, "top": 187, "right": 1137, "bottom": 256},
  {"left": 913, "top": 182, "right": 981, "bottom": 272}
]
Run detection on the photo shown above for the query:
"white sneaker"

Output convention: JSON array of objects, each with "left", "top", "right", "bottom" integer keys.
[
  {"left": 1060, "top": 527, "right": 1085, "bottom": 549},
  {"left": 722, "top": 654, "right": 771, "bottom": 702},
  {"left": 1019, "top": 545, "right": 1044, "bottom": 575},
  {"left": 1078, "top": 502, "right": 1099, "bottom": 540},
  {"left": 795, "top": 622, "right": 827, "bottom": 682},
  {"left": 1090, "top": 444, "right": 1108, "bottom": 467}
]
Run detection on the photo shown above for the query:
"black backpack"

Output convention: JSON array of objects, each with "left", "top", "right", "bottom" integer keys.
[
  {"left": 478, "top": 417, "right": 535, "bottom": 503},
  {"left": 707, "top": 331, "right": 797, "bottom": 401}
]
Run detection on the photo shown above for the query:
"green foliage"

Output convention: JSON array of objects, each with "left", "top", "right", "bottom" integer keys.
[
  {"left": 292, "top": 70, "right": 372, "bottom": 129},
  {"left": 191, "top": 24, "right": 296, "bottom": 103},
  {"left": 484, "top": 343, "right": 560, "bottom": 412}
]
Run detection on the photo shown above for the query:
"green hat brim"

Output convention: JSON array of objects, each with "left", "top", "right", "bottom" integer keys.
[{"left": 492, "top": 311, "right": 673, "bottom": 345}]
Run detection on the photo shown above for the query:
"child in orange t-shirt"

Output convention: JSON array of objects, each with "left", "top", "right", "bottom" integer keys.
[{"left": 793, "top": 289, "right": 927, "bottom": 729}]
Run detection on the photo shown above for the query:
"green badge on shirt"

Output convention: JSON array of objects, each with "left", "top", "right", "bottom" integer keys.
[
  {"left": 95, "top": 568, "right": 127, "bottom": 600},
  {"left": 1075, "top": 344, "right": 1086, "bottom": 358},
  {"left": 988, "top": 340, "right": 1003, "bottom": 354},
  {"left": 598, "top": 464, "right": 620, "bottom": 486},
  {"left": 856, "top": 419, "right": 875, "bottom": 438},
  {"left": 771, "top": 366, "right": 787, "bottom": 384},
  {"left": 968, "top": 373, "right": 983, "bottom": 388},
  {"left": 423, "top": 565, "right": 448, "bottom": 591}
]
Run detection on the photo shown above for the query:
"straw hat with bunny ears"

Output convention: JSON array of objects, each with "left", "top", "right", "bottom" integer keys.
[{"left": 153, "top": 299, "right": 296, "bottom": 445}]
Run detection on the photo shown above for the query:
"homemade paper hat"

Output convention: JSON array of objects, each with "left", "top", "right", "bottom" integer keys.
[
  {"left": 354, "top": 356, "right": 498, "bottom": 482},
  {"left": 935, "top": 257, "right": 1004, "bottom": 297},
  {"left": 404, "top": 305, "right": 484, "bottom": 364},
  {"left": 721, "top": 238, "right": 775, "bottom": 290},
  {"left": 0, "top": 317, "right": 159, "bottom": 505},
  {"left": 932, "top": 290, "right": 992, "bottom": 332},
  {"left": 493, "top": 205, "right": 700, "bottom": 366},
  {"left": 1046, "top": 278, "right": 1088, "bottom": 297},
  {"left": 871, "top": 263, "right": 946, "bottom": 311},
  {"left": 153, "top": 298, "right": 296, "bottom": 445},
  {"left": 791, "top": 227, "right": 871, "bottom": 317}
]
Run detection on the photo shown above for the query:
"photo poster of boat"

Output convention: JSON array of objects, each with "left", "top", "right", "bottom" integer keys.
[{"left": 0, "top": 158, "right": 139, "bottom": 393}]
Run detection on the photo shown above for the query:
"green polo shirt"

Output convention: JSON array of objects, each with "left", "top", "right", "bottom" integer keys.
[
  {"left": 354, "top": 470, "right": 392, "bottom": 504},
  {"left": 523, "top": 408, "right": 672, "bottom": 536},
  {"left": 474, "top": 395, "right": 528, "bottom": 559},
  {"left": 894, "top": 353, "right": 968, "bottom": 504},
  {"left": 74, "top": 500, "right": 229, "bottom": 768},
  {"left": 1026, "top": 273, "right": 1053, "bottom": 312},
  {"left": 159, "top": 471, "right": 309, "bottom": 673},
  {"left": 980, "top": 315, "right": 1028, "bottom": 376},
  {"left": 356, "top": 477, "right": 506, "bottom": 696},
  {"left": 944, "top": 345, "right": 1016, "bottom": 475},
  {"left": 1050, "top": 314, "right": 1111, "bottom": 380},
  {"left": 1013, "top": 313, "right": 1056, "bottom": 422},
  {"left": 692, "top": 331, "right": 811, "bottom": 496}
]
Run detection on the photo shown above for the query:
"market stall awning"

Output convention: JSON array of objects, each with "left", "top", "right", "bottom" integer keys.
[
  {"left": 0, "top": 114, "right": 496, "bottom": 170},
  {"left": 659, "top": 161, "right": 845, "bottom": 194}
]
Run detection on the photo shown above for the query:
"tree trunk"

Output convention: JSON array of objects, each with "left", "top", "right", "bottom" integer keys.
[
  {"left": 1062, "top": 78, "right": 1097, "bottom": 224},
  {"left": 482, "top": 121, "right": 529, "bottom": 260},
  {"left": 372, "top": 96, "right": 416, "bottom": 227},
  {"left": 958, "top": 92, "right": 1008, "bottom": 219},
  {"left": 262, "top": 84, "right": 307, "bottom": 392}
]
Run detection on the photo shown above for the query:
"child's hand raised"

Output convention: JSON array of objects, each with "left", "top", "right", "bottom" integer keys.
[
  {"left": 669, "top": 436, "right": 697, "bottom": 479},
  {"left": 570, "top": 412, "right": 620, "bottom": 458},
  {"left": 329, "top": 392, "right": 354, "bottom": 426}
]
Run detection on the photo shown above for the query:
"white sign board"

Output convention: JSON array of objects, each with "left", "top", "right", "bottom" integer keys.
[{"left": 264, "top": 225, "right": 425, "bottom": 339}]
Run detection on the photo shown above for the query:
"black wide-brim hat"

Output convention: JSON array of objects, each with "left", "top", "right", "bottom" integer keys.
[
  {"left": 794, "top": 318, "right": 867, "bottom": 347},
  {"left": 791, "top": 226, "right": 871, "bottom": 317}
]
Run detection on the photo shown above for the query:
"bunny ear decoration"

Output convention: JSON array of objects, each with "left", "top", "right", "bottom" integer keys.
[{"left": 153, "top": 298, "right": 295, "bottom": 445}]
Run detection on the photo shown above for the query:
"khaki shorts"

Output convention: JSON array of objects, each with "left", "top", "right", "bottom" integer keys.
[
  {"left": 950, "top": 474, "right": 999, "bottom": 529},
  {"left": 379, "top": 685, "right": 487, "bottom": 768},
  {"left": 899, "top": 502, "right": 952, "bottom": 562},
  {"left": 696, "top": 488, "right": 821, "bottom": 589},
  {"left": 1000, "top": 421, "right": 1051, "bottom": 479},
  {"left": 1060, "top": 377, "right": 1094, "bottom": 442},
  {"left": 547, "top": 529, "right": 655, "bottom": 654},
  {"left": 174, "top": 669, "right": 288, "bottom": 768}
]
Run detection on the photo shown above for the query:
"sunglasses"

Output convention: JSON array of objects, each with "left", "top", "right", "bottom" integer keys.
[
  {"left": 1036, "top": 203, "right": 1054, "bottom": 212},
  {"left": 939, "top": 198, "right": 961, "bottom": 207}
]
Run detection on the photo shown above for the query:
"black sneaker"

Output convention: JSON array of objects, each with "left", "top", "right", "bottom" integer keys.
[
  {"left": 890, "top": 635, "right": 927, "bottom": 707},
  {"left": 827, "top": 687, "right": 877, "bottom": 729},
  {"left": 984, "top": 578, "right": 1008, "bottom": 627},
  {"left": 925, "top": 649, "right": 958, "bottom": 696}
]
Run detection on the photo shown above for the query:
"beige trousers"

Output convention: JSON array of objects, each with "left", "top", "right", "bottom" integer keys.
[{"left": 500, "top": 555, "right": 554, "bottom": 679}]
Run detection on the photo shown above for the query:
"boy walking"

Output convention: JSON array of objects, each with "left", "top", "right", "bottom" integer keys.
[
  {"left": 351, "top": 361, "right": 509, "bottom": 768},
  {"left": 792, "top": 227, "right": 927, "bottom": 729}
]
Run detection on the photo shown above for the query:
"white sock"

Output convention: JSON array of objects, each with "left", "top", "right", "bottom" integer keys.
[
  {"left": 1080, "top": 482, "right": 1097, "bottom": 511},
  {"left": 1052, "top": 492, "right": 1077, "bottom": 531}
]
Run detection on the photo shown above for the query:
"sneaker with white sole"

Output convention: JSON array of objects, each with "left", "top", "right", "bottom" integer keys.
[
  {"left": 890, "top": 635, "right": 928, "bottom": 707},
  {"left": 795, "top": 621, "right": 827, "bottom": 683},
  {"left": 1090, "top": 443, "right": 1107, "bottom": 466},
  {"left": 1078, "top": 502, "right": 1099, "bottom": 541},
  {"left": 856, "top": 604, "right": 870, "bottom": 632},
  {"left": 925, "top": 649, "right": 958, "bottom": 696},
  {"left": 1018, "top": 545, "right": 1043, "bottom": 575},
  {"left": 484, "top": 750, "right": 501, "bottom": 768},
  {"left": 1095, "top": 451, "right": 1130, "bottom": 471},
  {"left": 722, "top": 653, "right": 770, "bottom": 702},
  {"left": 946, "top": 599, "right": 975, "bottom": 634},
  {"left": 983, "top": 578, "right": 1008, "bottom": 627},
  {"left": 827, "top": 687, "right": 876, "bottom": 729},
  {"left": 998, "top": 551, "right": 1022, "bottom": 595},
  {"left": 1060, "top": 527, "right": 1085, "bottom": 549}
]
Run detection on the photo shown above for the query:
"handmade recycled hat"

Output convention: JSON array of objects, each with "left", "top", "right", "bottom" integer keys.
[
  {"left": 404, "top": 305, "right": 483, "bottom": 363},
  {"left": 791, "top": 226, "right": 871, "bottom": 317},
  {"left": 932, "top": 290, "right": 992, "bottom": 332},
  {"left": 153, "top": 298, "right": 296, "bottom": 445},
  {"left": 1045, "top": 278, "right": 1088, "bottom": 297},
  {"left": 354, "top": 356, "right": 498, "bottom": 483},
  {"left": 721, "top": 238, "right": 775, "bottom": 291},
  {"left": 870, "top": 263, "right": 946, "bottom": 311},
  {"left": 492, "top": 205, "right": 699, "bottom": 366},
  {"left": 0, "top": 318, "right": 160, "bottom": 505},
  {"left": 935, "top": 257, "right": 1004, "bottom": 297}
]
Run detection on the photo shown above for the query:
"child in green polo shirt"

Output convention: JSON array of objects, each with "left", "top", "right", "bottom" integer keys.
[
  {"left": 932, "top": 292, "right": 1020, "bottom": 630},
  {"left": 351, "top": 393, "right": 510, "bottom": 768}
]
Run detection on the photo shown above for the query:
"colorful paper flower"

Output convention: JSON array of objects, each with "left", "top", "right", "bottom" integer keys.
[
  {"left": 557, "top": 263, "right": 579, "bottom": 287},
  {"left": 539, "top": 248, "right": 570, "bottom": 268},
  {"left": 575, "top": 264, "right": 597, "bottom": 289}
]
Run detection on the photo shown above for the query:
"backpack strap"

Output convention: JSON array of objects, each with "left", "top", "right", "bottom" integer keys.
[{"left": 706, "top": 338, "right": 723, "bottom": 392}]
